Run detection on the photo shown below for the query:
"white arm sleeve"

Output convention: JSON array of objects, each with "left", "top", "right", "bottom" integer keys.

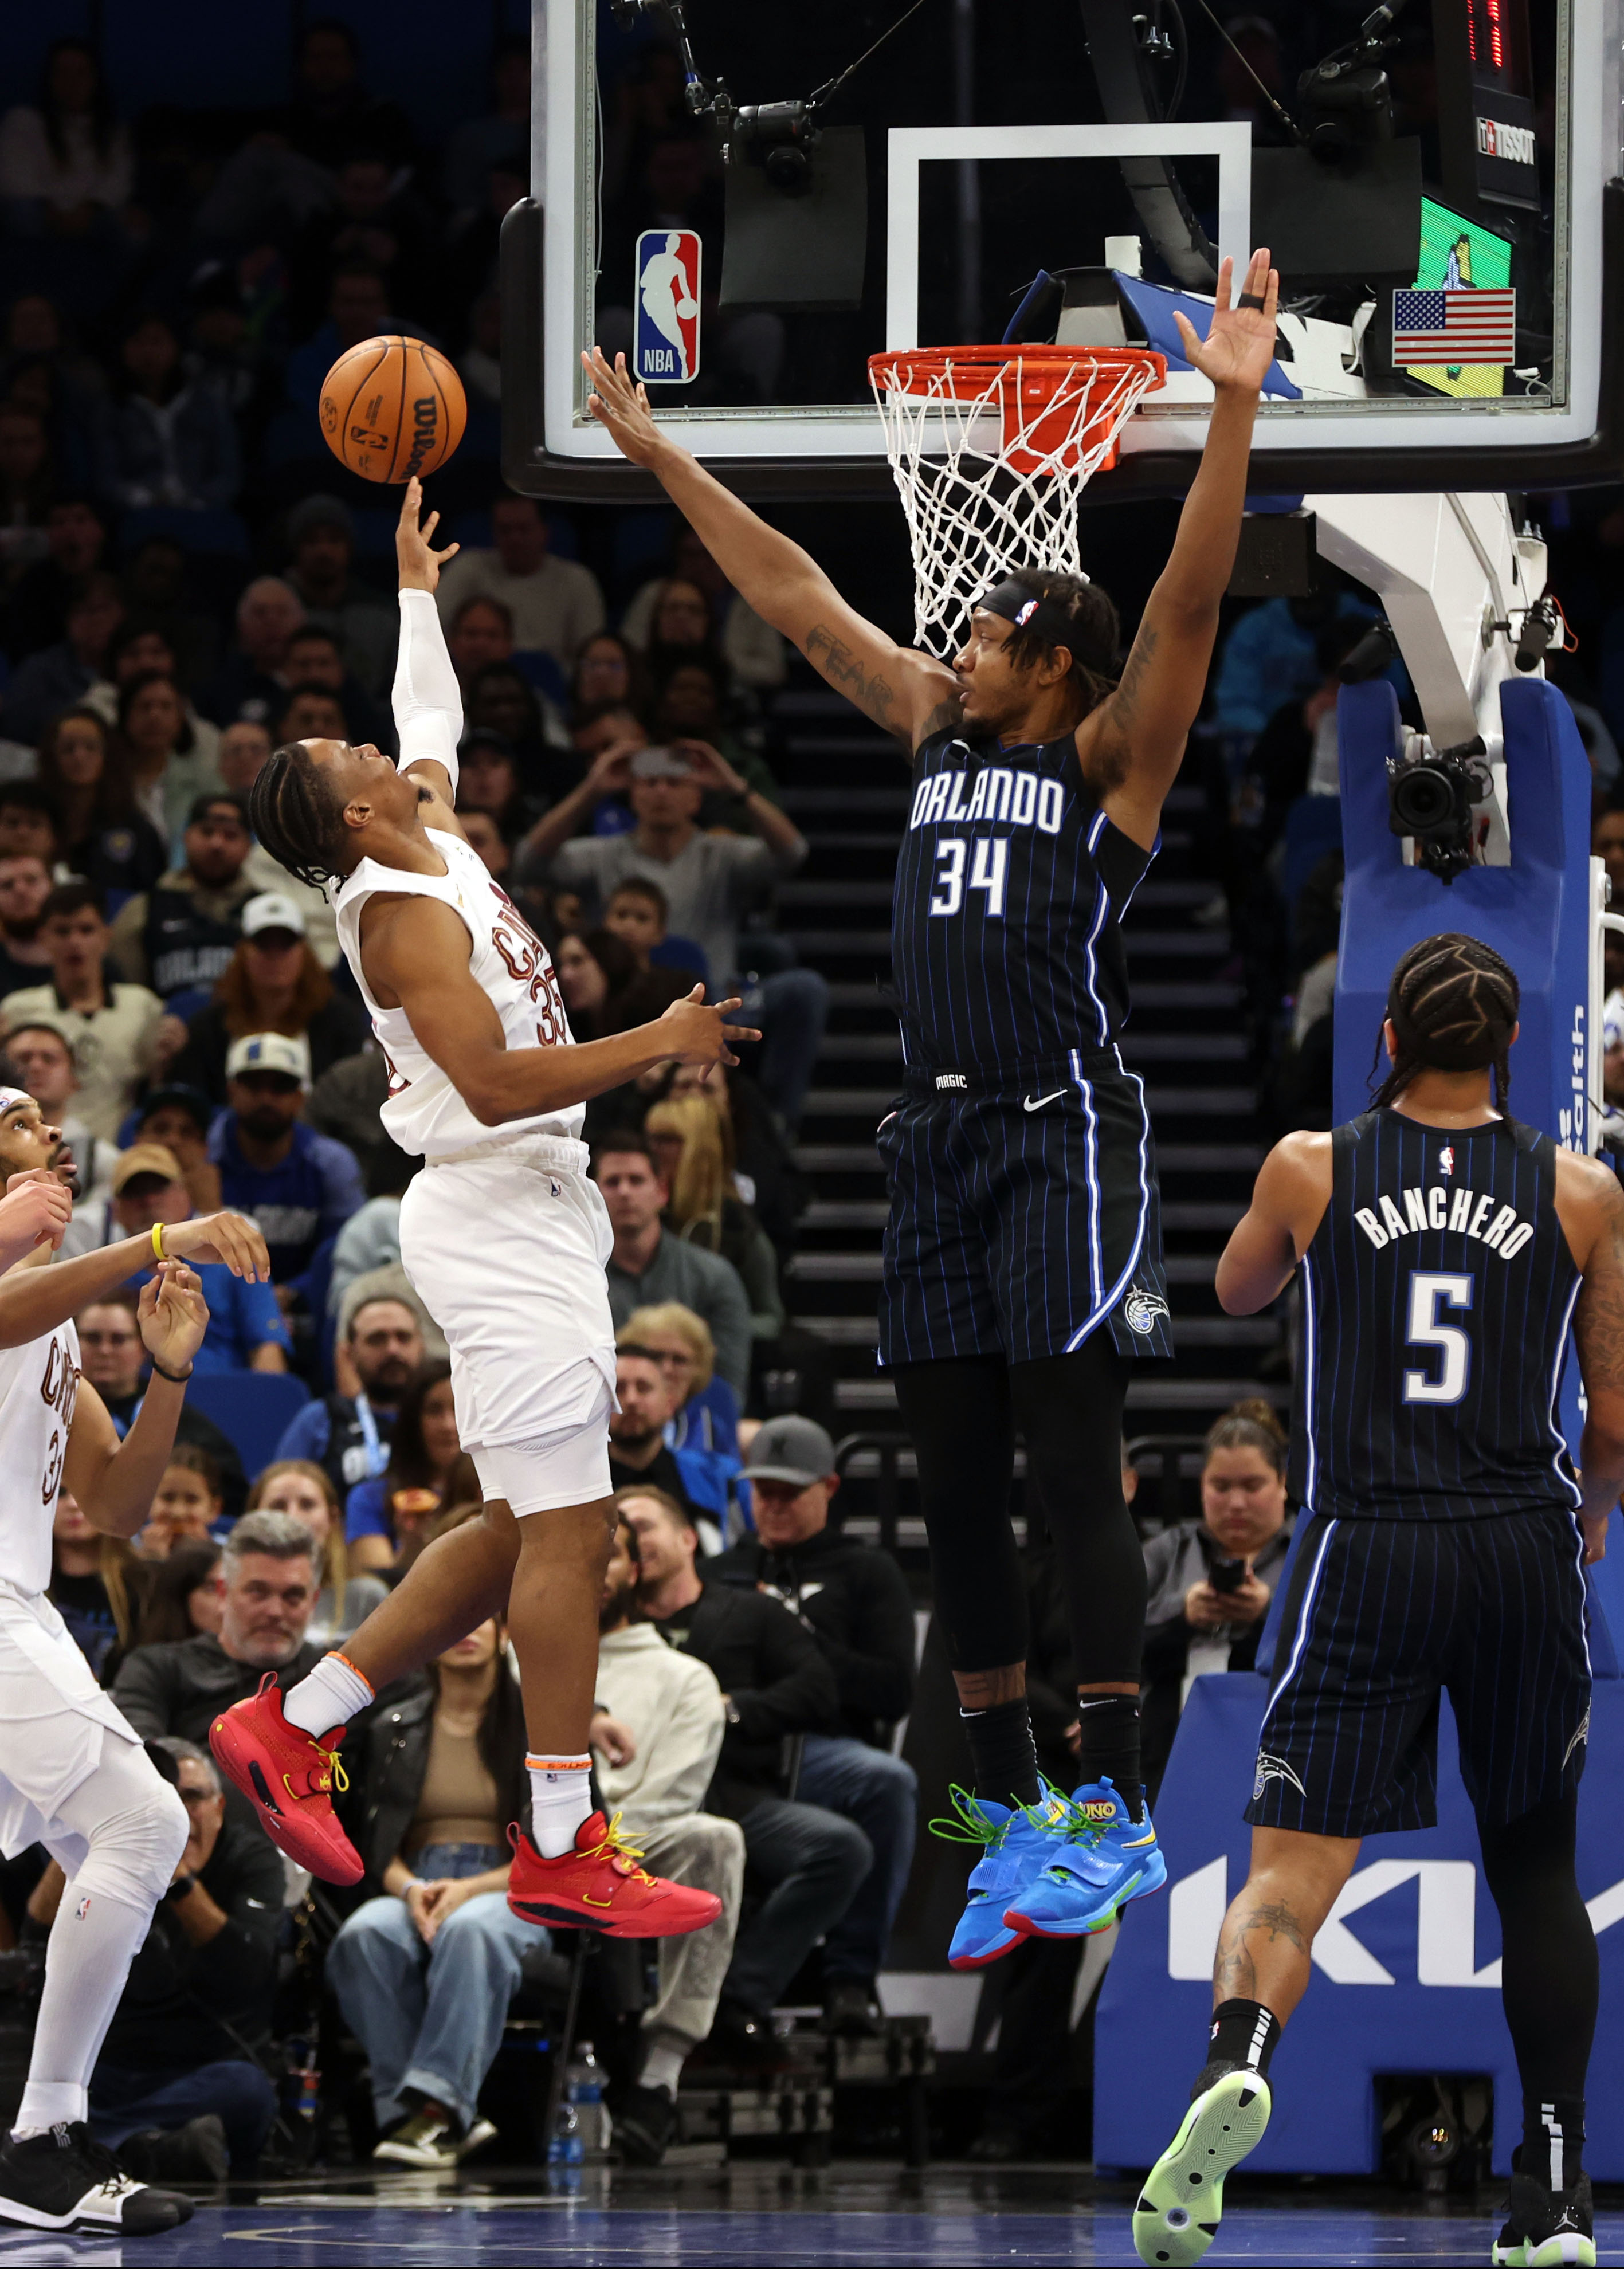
[{"left": 393, "top": 588, "right": 463, "bottom": 793}]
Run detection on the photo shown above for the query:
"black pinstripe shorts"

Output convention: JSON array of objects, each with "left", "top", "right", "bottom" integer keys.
[
  {"left": 1248, "top": 1508, "right": 1592, "bottom": 1837},
  {"left": 875, "top": 1050, "right": 1174, "bottom": 1368}
]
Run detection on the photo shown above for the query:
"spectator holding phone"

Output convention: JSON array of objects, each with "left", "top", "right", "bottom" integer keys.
[{"left": 1139, "top": 1401, "right": 1293, "bottom": 1798}]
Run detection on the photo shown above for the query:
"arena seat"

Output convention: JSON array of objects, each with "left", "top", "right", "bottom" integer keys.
[{"left": 185, "top": 1369, "right": 310, "bottom": 1482}]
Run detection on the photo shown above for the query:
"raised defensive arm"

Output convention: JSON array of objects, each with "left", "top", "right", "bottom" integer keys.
[
  {"left": 583, "top": 347, "right": 958, "bottom": 748},
  {"left": 0, "top": 1203, "right": 268, "bottom": 1350},
  {"left": 1083, "top": 249, "right": 1280, "bottom": 851},
  {"left": 1215, "top": 1131, "right": 1332, "bottom": 1314}
]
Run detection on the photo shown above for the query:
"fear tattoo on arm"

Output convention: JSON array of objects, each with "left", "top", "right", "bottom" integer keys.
[
  {"left": 804, "top": 625, "right": 899, "bottom": 731},
  {"left": 1085, "top": 626, "right": 1160, "bottom": 793}
]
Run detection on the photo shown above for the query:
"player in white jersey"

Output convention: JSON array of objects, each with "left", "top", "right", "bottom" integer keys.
[
  {"left": 214, "top": 481, "right": 751, "bottom": 1944},
  {"left": 0, "top": 1090, "right": 270, "bottom": 2235}
]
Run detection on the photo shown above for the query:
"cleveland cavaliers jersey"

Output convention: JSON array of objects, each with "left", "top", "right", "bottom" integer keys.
[
  {"left": 891, "top": 728, "right": 1154, "bottom": 1071},
  {"left": 334, "top": 827, "right": 584, "bottom": 1160},
  {"left": 1293, "top": 1110, "right": 1581, "bottom": 1522},
  {"left": 0, "top": 1320, "right": 79, "bottom": 1595}
]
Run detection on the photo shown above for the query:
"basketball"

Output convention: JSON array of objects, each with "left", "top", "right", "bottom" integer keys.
[{"left": 317, "top": 334, "right": 466, "bottom": 484}]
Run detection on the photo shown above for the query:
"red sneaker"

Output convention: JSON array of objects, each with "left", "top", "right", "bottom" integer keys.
[
  {"left": 209, "top": 1675, "right": 363, "bottom": 1885},
  {"left": 508, "top": 1812, "right": 723, "bottom": 1937}
]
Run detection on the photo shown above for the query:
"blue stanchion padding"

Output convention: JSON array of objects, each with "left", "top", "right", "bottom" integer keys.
[
  {"left": 1095, "top": 1674, "right": 1624, "bottom": 2176},
  {"left": 1333, "top": 675, "right": 1591, "bottom": 1153}
]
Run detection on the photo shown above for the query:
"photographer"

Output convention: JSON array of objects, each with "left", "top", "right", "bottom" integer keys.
[{"left": 1140, "top": 1402, "right": 1293, "bottom": 1799}]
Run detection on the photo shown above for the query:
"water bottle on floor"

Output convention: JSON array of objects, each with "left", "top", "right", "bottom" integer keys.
[{"left": 565, "top": 2040, "right": 611, "bottom": 2156}]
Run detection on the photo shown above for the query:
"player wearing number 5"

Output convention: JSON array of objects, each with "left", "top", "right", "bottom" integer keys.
[{"left": 1135, "top": 933, "right": 1621, "bottom": 2269}]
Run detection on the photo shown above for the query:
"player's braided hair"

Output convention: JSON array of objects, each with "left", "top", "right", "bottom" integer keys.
[
  {"left": 1370, "top": 932, "right": 1520, "bottom": 1110},
  {"left": 1002, "top": 568, "right": 1121, "bottom": 719},
  {"left": 248, "top": 741, "right": 348, "bottom": 893}
]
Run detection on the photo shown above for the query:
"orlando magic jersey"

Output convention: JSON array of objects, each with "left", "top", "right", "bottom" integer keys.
[
  {"left": 891, "top": 728, "right": 1153, "bottom": 1070},
  {"left": 1294, "top": 1110, "right": 1581, "bottom": 1522}
]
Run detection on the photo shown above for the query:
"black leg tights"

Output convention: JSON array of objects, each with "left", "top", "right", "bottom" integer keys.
[
  {"left": 892, "top": 1336, "right": 1143, "bottom": 1685},
  {"left": 1477, "top": 1791, "right": 1598, "bottom": 2103}
]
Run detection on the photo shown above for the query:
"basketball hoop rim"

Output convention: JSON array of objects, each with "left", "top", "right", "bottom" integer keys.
[{"left": 867, "top": 343, "right": 1167, "bottom": 405}]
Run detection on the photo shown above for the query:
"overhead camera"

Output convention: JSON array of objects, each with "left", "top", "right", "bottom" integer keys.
[
  {"left": 1388, "top": 733, "right": 1492, "bottom": 885},
  {"left": 719, "top": 99, "right": 822, "bottom": 198}
]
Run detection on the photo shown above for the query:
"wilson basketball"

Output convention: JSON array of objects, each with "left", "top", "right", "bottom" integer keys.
[{"left": 317, "top": 334, "right": 466, "bottom": 484}]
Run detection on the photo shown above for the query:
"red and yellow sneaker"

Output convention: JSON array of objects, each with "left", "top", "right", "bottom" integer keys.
[
  {"left": 508, "top": 1812, "right": 723, "bottom": 1937},
  {"left": 209, "top": 1675, "right": 363, "bottom": 1885}
]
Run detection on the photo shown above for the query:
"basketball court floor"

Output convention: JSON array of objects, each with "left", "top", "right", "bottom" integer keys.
[{"left": 2, "top": 2167, "right": 1609, "bottom": 2267}]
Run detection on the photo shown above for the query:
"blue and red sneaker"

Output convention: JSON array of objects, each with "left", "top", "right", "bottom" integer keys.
[
  {"left": 1003, "top": 1776, "right": 1167, "bottom": 1938},
  {"left": 932, "top": 1785, "right": 1074, "bottom": 1971}
]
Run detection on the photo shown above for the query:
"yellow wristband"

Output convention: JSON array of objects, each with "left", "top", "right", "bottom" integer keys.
[{"left": 151, "top": 1222, "right": 166, "bottom": 1264}]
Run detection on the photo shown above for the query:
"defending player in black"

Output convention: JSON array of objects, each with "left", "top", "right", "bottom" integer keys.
[
  {"left": 585, "top": 249, "right": 1284, "bottom": 1961},
  {"left": 1135, "top": 935, "right": 1618, "bottom": 2269}
]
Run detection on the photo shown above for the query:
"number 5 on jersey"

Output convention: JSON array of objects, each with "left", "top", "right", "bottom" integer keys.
[
  {"left": 929, "top": 837, "right": 1009, "bottom": 918},
  {"left": 1402, "top": 1270, "right": 1474, "bottom": 1405}
]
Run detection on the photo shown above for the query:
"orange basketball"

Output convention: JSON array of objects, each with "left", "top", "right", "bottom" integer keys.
[{"left": 317, "top": 334, "right": 466, "bottom": 484}]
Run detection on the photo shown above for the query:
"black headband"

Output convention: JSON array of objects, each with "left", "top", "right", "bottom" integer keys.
[{"left": 978, "top": 576, "right": 1089, "bottom": 662}]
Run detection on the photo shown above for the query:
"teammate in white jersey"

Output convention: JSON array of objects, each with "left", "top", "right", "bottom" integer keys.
[
  {"left": 214, "top": 481, "right": 752, "bottom": 1942},
  {"left": 0, "top": 1091, "right": 270, "bottom": 2236}
]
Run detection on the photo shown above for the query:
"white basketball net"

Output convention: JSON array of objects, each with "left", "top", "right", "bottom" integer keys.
[{"left": 869, "top": 348, "right": 1163, "bottom": 658}]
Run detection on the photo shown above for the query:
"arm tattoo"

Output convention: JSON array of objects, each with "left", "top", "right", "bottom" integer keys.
[
  {"left": 1084, "top": 626, "right": 1160, "bottom": 792},
  {"left": 916, "top": 697, "right": 963, "bottom": 745},
  {"left": 1575, "top": 1177, "right": 1624, "bottom": 1392},
  {"left": 805, "top": 624, "right": 899, "bottom": 731}
]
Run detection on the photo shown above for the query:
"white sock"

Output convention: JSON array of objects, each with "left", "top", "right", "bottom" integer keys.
[
  {"left": 17, "top": 1880, "right": 154, "bottom": 2134},
  {"left": 283, "top": 1651, "right": 375, "bottom": 1738},
  {"left": 527, "top": 1754, "right": 593, "bottom": 1859},
  {"left": 640, "top": 2042, "right": 685, "bottom": 2099}
]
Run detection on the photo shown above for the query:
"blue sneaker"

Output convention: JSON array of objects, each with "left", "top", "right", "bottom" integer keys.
[
  {"left": 1003, "top": 1777, "right": 1167, "bottom": 1938},
  {"left": 931, "top": 1786, "right": 1071, "bottom": 1971}
]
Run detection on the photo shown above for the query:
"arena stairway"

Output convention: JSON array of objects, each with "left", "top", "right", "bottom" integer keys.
[{"left": 767, "top": 685, "right": 1284, "bottom": 1539}]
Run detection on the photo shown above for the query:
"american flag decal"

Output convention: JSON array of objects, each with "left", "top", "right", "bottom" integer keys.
[{"left": 1392, "top": 287, "right": 1517, "bottom": 366}]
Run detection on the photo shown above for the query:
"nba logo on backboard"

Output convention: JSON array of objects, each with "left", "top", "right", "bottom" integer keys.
[{"left": 634, "top": 230, "right": 701, "bottom": 384}]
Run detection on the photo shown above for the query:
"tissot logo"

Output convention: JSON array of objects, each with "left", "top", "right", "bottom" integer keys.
[{"left": 1167, "top": 1855, "right": 1624, "bottom": 1986}]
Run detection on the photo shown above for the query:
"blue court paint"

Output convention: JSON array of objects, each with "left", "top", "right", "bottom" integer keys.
[{"left": 15, "top": 2193, "right": 1616, "bottom": 2267}]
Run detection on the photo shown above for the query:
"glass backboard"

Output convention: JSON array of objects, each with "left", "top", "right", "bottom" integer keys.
[{"left": 500, "top": 0, "right": 1624, "bottom": 498}]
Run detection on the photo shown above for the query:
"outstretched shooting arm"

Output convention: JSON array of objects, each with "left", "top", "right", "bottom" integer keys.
[
  {"left": 1080, "top": 249, "right": 1279, "bottom": 851},
  {"left": 583, "top": 347, "right": 958, "bottom": 749}
]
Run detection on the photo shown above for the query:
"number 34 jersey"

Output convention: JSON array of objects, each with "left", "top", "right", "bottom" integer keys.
[
  {"left": 335, "top": 826, "right": 581, "bottom": 1161},
  {"left": 891, "top": 728, "right": 1154, "bottom": 1071},
  {"left": 1293, "top": 1110, "right": 1582, "bottom": 1523}
]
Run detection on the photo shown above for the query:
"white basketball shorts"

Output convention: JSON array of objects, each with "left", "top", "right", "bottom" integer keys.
[
  {"left": 399, "top": 1133, "right": 617, "bottom": 1514},
  {"left": 0, "top": 1582, "right": 143, "bottom": 1859}
]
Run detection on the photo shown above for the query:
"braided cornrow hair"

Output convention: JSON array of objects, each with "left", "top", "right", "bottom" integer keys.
[
  {"left": 1370, "top": 931, "right": 1520, "bottom": 1110},
  {"left": 248, "top": 741, "right": 347, "bottom": 893}
]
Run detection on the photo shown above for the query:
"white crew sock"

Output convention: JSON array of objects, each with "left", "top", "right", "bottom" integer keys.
[
  {"left": 640, "top": 2042, "right": 685, "bottom": 2099},
  {"left": 527, "top": 1754, "right": 593, "bottom": 1859},
  {"left": 283, "top": 1651, "right": 375, "bottom": 1738},
  {"left": 15, "top": 1880, "right": 154, "bottom": 2135}
]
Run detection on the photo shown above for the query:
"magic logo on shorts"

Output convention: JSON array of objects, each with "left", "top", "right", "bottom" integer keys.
[
  {"left": 1123, "top": 1287, "right": 1171, "bottom": 1336},
  {"left": 1253, "top": 1751, "right": 1307, "bottom": 1801},
  {"left": 634, "top": 230, "right": 701, "bottom": 383}
]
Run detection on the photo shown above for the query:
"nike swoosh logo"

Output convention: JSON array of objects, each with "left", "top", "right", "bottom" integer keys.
[
  {"left": 1123, "top": 1832, "right": 1158, "bottom": 1849},
  {"left": 1023, "top": 1090, "right": 1067, "bottom": 1113}
]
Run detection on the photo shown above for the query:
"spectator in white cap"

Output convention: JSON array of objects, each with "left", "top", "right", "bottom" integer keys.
[
  {"left": 58, "top": 1140, "right": 293, "bottom": 1373},
  {"left": 710, "top": 1416, "right": 919, "bottom": 2036},
  {"left": 168, "top": 889, "right": 368, "bottom": 1105},
  {"left": 209, "top": 1031, "right": 365, "bottom": 1293}
]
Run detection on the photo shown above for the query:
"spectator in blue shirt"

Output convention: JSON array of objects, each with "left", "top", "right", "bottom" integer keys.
[
  {"left": 59, "top": 1143, "right": 292, "bottom": 1374},
  {"left": 273, "top": 1294, "right": 425, "bottom": 1501},
  {"left": 209, "top": 1031, "right": 365, "bottom": 1293}
]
